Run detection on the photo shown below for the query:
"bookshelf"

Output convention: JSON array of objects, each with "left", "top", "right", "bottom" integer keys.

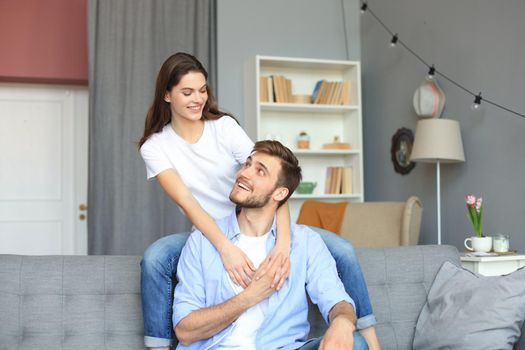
[{"left": 244, "top": 55, "right": 364, "bottom": 221}]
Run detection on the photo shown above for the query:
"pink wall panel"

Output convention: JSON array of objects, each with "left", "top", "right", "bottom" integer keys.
[{"left": 0, "top": 0, "right": 88, "bottom": 84}]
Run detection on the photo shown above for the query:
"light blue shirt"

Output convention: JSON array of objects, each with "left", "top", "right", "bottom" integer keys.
[{"left": 173, "top": 211, "right": 355, "bottom": 350}]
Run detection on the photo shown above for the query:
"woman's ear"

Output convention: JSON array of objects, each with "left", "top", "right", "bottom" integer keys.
[{"left": 164, "top": 91, "right": 171, "bottom": 103}]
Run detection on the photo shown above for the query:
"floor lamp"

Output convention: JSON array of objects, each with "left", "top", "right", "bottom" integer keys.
[{"left": 410, "top": 119, "right": 465, "bottom": 245}]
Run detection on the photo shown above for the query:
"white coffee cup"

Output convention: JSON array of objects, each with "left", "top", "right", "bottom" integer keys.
[{"left": 464, "top": 236, "right": 492, "bottom": 253}]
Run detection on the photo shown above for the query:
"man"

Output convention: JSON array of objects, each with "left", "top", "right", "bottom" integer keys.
[{"left": 172, "top": 140, "right": 368, "bottom": 350}]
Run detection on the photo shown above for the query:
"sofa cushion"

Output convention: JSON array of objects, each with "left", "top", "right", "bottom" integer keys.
[
  {"left": 0, "top": 255, "right": 144, "bottom": 350},
  {"left": 413, "top": 262, "right": 525, "bottom": 350}
]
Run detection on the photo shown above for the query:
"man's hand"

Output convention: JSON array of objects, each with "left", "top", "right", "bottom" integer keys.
[
  {"left": 319, "top": 316, "right": 356, "bottom": 350},
  {"left": 320, "top": 301, "right": 358, "bottom": 350},
  {"left": 219, "top": 242, "right": 255, "bottom": 288},
  {"left": 242, "top": 252, "right": 281, "bottom": 304}
]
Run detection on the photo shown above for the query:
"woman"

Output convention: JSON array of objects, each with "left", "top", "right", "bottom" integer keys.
[{"left": 139, "top": 52, "right": 380, "bottom": 349}]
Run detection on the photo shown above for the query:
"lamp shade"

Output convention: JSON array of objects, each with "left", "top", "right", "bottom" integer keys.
[{"left": 410, "top": 118, "right": 465, "bottom": 163}]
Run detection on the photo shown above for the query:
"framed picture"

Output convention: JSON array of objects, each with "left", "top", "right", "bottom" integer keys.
[{"left": 391, "top": 128, "right": 416, "bottom": 175}]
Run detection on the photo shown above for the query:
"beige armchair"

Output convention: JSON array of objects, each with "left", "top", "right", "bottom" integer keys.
[{"left": 339, "top": 196, "right": 423, "bottom": 248}]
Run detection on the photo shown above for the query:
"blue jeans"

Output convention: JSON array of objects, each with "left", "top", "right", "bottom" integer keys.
[
  {"left": 298, "top": 331, "right": 368, "bottom": 350},
  {"left": 141, "top": 228, "right": 376, "bottom": 347}
]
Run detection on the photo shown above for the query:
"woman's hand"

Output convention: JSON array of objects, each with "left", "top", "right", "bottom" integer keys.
[
  {"left": 254, "top": 242, "right": 290, "bottom": 290},
  {"left": 220, "top": 241, "right": 256, "bottom": 288}
]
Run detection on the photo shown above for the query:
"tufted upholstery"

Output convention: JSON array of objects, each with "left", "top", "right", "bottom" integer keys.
[
  {"left": 356, "top": 245, "right": 459, "bottom": 349},
  {"left": 0, "top": 255, "right": 143, "bottom": 350},
  {"left": 307, "top": 245, "right": 460, "bottom": 349},
  {"left": 6, "top": 245, "right": 523, "bottom": 350}
]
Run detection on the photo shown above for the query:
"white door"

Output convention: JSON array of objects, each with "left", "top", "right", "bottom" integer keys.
[{"left": 0, "top": 84, "right": 88, "bottom": 255}]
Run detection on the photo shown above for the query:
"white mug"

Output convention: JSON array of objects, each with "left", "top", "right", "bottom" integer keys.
[{"left": 464, "top": 236, "right": 492, "bottom": 253}]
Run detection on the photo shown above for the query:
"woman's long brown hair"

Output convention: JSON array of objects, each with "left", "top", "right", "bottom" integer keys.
[{"left": 138, "top": 52, "right": 228, "bottom": 148}]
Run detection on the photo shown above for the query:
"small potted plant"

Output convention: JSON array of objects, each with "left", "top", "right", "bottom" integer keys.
[
  {"left": 464, "top": 194, "right": 492, "bottom": 253},
  {"left": 297, "top": 131, "right": 310, "bottom": 149}
]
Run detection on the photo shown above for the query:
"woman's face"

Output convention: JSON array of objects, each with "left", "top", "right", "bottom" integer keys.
[{"left": 164, "top": 71, "right": 208, "bottom": 122}]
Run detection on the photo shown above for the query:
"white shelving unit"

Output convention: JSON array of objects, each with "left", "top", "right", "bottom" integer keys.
[{"left": 244, "top": 55, "right": 364, "bottom": 221}]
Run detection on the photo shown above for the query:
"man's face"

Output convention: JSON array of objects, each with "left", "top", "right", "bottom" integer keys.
[{"left": 229, "top": 152, "right": 287, "bottom": 209}]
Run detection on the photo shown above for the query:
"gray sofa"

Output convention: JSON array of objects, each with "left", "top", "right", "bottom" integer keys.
[{"left": 1, "top": 245, "right": 523, "bottom": 350}]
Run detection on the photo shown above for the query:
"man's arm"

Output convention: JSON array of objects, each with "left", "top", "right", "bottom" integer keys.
[
  {"left": 319, "top": 301, "right": 357, "bottom": 350},
  {"left": 329, "top": 300, "right": 357, "bottom": 326},
  {"left": 304, "top": 229, "right": 356, "bottom": 321},
  {"left": 175, "top": 292, "right": 253, "bottom": 345},
  {"left": 175, "top": 252, "right": 282, "bottom": 345}
]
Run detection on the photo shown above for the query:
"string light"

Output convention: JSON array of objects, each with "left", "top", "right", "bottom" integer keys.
[
  {"left": 359, "top": 1, "right": 525, "bottom": 119},
  {"left": 471, "top": 93, "right": 482, "bottom": 110},
  {"left": 390, "top": 34, "right": 398, "bottom": 47},
  {"left": 427, "top": 65, "right": 436, "bottom": 80}
]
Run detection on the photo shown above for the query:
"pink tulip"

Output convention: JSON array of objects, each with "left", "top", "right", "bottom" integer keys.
[{"left": 465, "top": 194, "right": 476, "bottom": 206}]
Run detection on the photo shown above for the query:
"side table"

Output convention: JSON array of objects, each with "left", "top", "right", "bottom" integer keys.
[{"left": 460, "top": 254, "right": 525, "bottom": 276}]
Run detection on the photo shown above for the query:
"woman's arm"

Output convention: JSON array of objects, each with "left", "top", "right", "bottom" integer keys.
[
  {"left": 156, "top": 168, "right": 255, "bottom": 287},
  {"left": 254, "top": 201, "right": 292, "bottom": 290}
]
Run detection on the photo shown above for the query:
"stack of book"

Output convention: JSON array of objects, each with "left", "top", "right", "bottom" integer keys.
[
  {"left": 311, "top": 80, "right": 351, "bottom": 105},
  {"left": 259, "top": 75, "right": 293, "bottom": 103},
  {"left": 324, "top": 167, "right": 353, "bottom": 194}
]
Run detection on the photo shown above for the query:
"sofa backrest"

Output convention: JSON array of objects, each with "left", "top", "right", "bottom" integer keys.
[
  {"left": 0, "top": 255, "right": 144, "bottom": 350},
  {"left": 358, "top": 245, "right": 459, "bottom": 349},
  {"left": 0, "top": 245, "right": 460, "bottom": 350},
  {"left": 308, "top": 245, "right": 460, "bottom": 350}
]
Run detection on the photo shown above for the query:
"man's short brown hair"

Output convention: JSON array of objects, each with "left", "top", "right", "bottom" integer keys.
[{"left": 252, "top": 140, "right": 302, "bottom": 207}]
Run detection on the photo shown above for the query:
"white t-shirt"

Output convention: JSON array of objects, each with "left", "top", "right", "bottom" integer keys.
[
  {"left": 140, "top": 116, "right": 254, "bottom": 219},
  {"left": 218, "top": 233, "right": 270, "bottom": 350}
]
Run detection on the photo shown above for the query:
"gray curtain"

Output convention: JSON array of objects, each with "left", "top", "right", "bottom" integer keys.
[{"left": 88, "top": 0, "right": 217, "bottom": 255}]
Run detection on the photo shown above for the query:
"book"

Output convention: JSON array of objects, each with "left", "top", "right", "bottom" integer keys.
[
  {"left": 276, "top": 75, "right": 287, "bottom": 103},
  {"left": 311, "top": 80, "right": 323, "bottom": 103},
  {"left": 326, "top": 82, "right": 338, "bottom": 105},
  {"left": 333, "top": 82, "right": 343, "bottom": 105},
  {"left": 341, "top": 80, "right": 351, "bottom": 105},
  {"left": 259, "top": 77, "right": 268, "bottom": 102},
  {"left": 342, "top": 167, "right": 353, "bottom": 194},
  {"left": 285, "top": 78, "right": 292, "bottom": 103},
  {"left": 329, "top": 166, "right": 339, "bottom": 194},
  {"left": 315, "top": 81, "right": 328, "bottom": 104},
  {"left": 327, "top": 167, "right": 342, "bottom": 194},
  {"left": 324, "top": 167, "right": 333, "bottom": 194},
  {"left": 321, "top": 82, "right": 333, "bottom": 104},
  {"left": 272, "top": 75, "right": 282, "bottom": 103},
  {"left": 267, "top": 76, "right": 274, "bottom": 102},
  {"left": 335, "top": 167, "right": 343, "bottom": 194}
]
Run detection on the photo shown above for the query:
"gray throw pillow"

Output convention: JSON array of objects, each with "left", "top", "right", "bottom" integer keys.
[{"left": 413, "top": 261, "right": 525, "bottom": 350}]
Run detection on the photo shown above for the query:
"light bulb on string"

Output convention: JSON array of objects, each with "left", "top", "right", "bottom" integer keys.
[
  {"left": 390, "top": 34, "right": 399, "bottom": 47},
  {"left": 427, "top": 65, "right": 436, "bottom": 80},
  {"left": 353, "top": 2, "right": 525, "bottom": 120},
  {"left": 471, "top": 93, "right": 482, "bottom": 110}
]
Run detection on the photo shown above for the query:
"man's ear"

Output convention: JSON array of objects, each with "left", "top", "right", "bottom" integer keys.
[{"left": 272, "top": 187, "right": 289, "bottom": 202}]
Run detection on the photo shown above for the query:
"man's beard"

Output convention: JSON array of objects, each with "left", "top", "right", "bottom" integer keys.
[{"left": 229, "top": 191, "right": 272, "bottom": 209}]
